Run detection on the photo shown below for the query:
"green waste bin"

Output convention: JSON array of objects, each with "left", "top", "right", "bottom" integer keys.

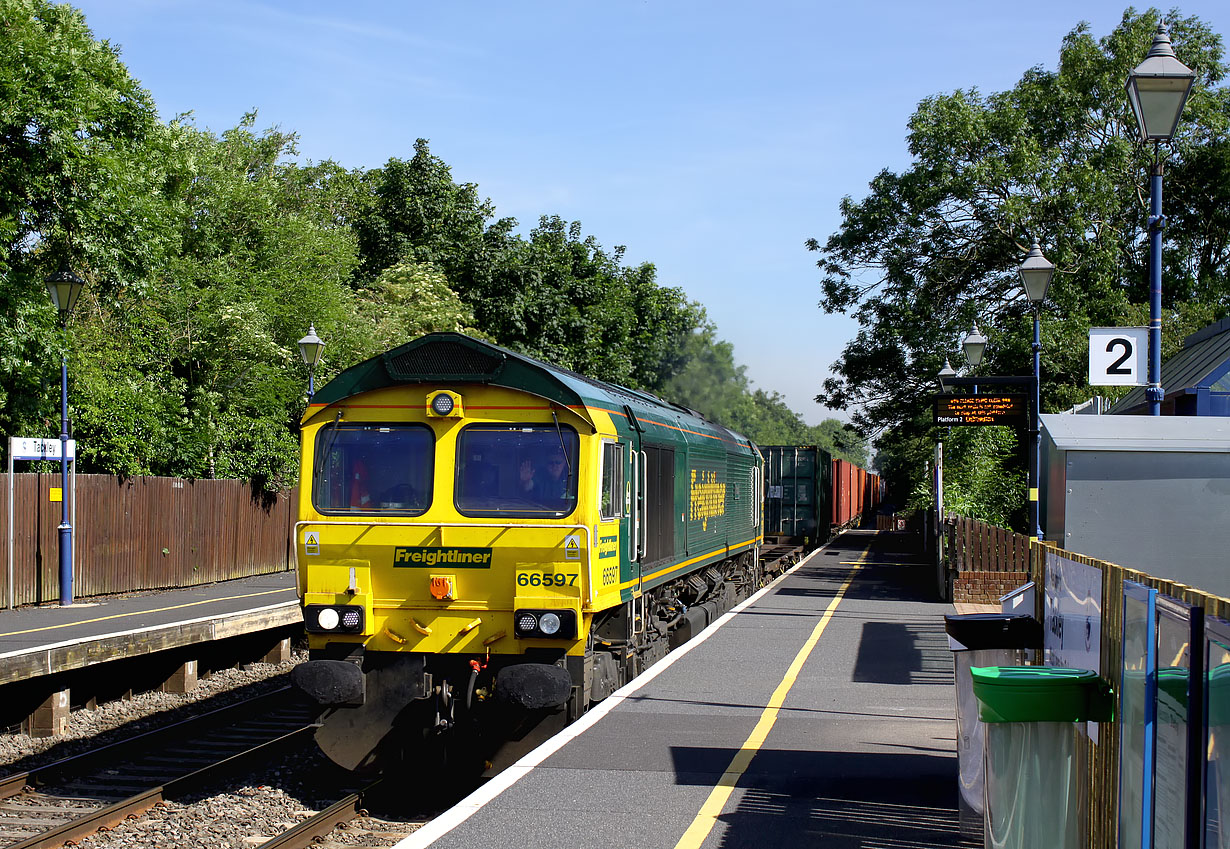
[{"left": 971, "top": 666, "right": 1112, "bottom": 849}]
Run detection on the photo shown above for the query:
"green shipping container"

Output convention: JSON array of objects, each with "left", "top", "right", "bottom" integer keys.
[{"left": 762, "top": 445, "right": 831, "bottom": 546}]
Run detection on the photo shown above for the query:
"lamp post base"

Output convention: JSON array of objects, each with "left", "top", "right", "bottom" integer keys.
[{"left": 57, "top": 522, "right": 73, "bottom": 606}]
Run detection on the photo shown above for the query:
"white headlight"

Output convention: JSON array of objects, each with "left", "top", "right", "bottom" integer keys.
[
  {"left": 317, "top": 607, "right": 340, "bottom": 630},
  {"left": 431, "top": 393, "right": 455, "bottom": 415},
  {"left": 538, "top": 612, "right": 562, "bottom": 635}
]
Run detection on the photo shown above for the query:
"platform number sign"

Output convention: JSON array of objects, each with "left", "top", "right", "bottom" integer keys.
[{"left": 1089, "top": 328, "right": 1147, "bottom": 387}]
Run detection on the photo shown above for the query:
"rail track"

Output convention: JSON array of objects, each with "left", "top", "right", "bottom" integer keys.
[
  {"left": 257, "top": 780, "right": 423, "bottom": 849},
  {"left": 0, "top": 687, "right": 315, "bottom": 848}
]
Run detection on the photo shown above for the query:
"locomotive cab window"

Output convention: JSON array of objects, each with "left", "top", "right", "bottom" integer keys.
[
  {"left": 456, "top": 424, "right": 579, "bottom": 517},
  {"left": 313, "top": 424, "right": 433, "bottom": 514},
  {"left": 600, "top": 441, "right": 624, "bottom": 520}
]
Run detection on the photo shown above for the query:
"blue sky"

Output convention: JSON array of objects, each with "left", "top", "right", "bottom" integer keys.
[{"left": 70, "top": 1, "right": 1230, "bottom": 425}]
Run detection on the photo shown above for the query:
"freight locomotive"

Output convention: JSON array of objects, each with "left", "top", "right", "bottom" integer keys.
[{"left": 290, "top": 332, "right": 765, "bottom": 772}]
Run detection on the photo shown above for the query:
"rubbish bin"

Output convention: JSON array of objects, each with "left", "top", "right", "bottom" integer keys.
[
  {"left": 943, "top": 613, "right": 1041, "bottom": 836},
  {"left": 971, "top": 666, "right": 1112, "bottom": 849}
]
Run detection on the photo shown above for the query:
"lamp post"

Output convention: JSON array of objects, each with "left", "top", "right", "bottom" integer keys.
[
  {"left": 937, "top": 358, "right": 957, "bottom": 393},
  {"left": 961, "top": 322, "right": 986, "bottom": 394},
  {"left": 1018, "top": 242, "right": 1054, "bottom": 541},
  {"left": 45, "top": 270, "right": 85, "bottom": 606},
  {"left": 298, "top": 325, "right": 325, "bottom": 401},
  {"left": 1126, "top": 22, "right": 1195, "bottom": 415}
]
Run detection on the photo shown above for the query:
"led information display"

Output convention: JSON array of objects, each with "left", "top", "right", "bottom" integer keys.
[{"left": 934, "top": 395, "right": 1028, "bottom": 426}]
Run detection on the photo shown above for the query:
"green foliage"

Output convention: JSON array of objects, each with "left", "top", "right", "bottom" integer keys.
[
  {"left": 0, "top": 0, "right": 170, "bottom": 445},
  {"left": 916, "top": 427, "right": 1027, "bottom": 530},
  {"left": 808, "top": 9, "right": 1230, "bottom": 511},
  {"left": 357, "top": 259, "right": 480, "bottom": 349}
]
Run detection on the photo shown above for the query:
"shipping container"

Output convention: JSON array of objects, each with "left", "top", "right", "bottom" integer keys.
[
  {"left": 832, "top": 458, "right": 858, "bottom": 528},
  {"left": 761, "top": 446, "right": 831, "bottom": 547}
]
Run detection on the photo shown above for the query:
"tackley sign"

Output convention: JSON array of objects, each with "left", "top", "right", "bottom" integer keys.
[
  {"left": 9, "top": 437, "right": 76, "bottom": 461},
  {"left": 1089, "top": 327, "right": 1147, "bottom": 387},
  {"left": 933, "top": 395, "right": 1028, "bottom": 426}
]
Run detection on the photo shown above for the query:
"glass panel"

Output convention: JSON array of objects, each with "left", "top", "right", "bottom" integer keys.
[
  {"left": 600, "top": 442, "right": 624, "bottom": 520},
  {"left": 456, "top": 425, "right": 579, "bottom": 517},
  {"left": 313, "top": 424, "right": 433, "bottom": 514},
  {"left": 1120, "top": 583, "right": 1155, "bottom": 848},
  {"left": 1206, "top": 619, "right": 1230, "bottom": 848},
  {"left": 1154, "top": 598, "right": 1193, "bottom": 847}
]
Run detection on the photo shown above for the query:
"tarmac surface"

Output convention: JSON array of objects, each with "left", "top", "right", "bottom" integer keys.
[
  {"left": 401, "top": 529, "right": 974, "bottom": 848},
  {"left": 0, "top": 572, "right": 299, "bottom": 684}
]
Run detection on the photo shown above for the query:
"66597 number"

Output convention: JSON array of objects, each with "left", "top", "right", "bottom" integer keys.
[{"left": 517, "top": 572, "right": 577, "bottom": 587}]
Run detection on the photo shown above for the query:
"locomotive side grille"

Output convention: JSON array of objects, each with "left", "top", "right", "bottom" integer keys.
[{"left": 386, "top": 341, "right": 503, "bottom": 380}]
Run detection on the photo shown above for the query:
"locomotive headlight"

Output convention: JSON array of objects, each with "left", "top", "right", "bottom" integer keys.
[
  {"left": 426, "top": 390, "right": 462, "bottom": 418},
  {"left": 305, "top": 604, "right": 365, "bottom": 634},
  {"left": 431, "top": 393, "right": 454, "bottom": 415},
  {"left": 513, "top": 608, "right": 577, "bottom": 639}
]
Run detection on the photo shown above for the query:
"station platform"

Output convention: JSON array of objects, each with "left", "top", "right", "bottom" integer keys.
[
  {"left": 0, "top": 571, "right": 300, "bottom": 686},
  {"left": 403, "top": 529, "right": 970, "bottom": 849}
]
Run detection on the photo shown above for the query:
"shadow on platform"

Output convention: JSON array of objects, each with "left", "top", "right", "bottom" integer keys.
[{"left": 670, "top": 747, "right": 978, "bottom": 848}]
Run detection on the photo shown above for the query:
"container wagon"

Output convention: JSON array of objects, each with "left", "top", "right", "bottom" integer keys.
[{"left": 761, "top": 445, "right": 832, "bottom": 548}]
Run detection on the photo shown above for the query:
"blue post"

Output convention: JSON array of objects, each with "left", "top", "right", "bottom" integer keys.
[
  {"left": 58, "top": 348, "right": 73, "bottom": 606},
  {"left": 1032, "top": 311, "right": 1042, "bottom": 540},
  {"left": 1147, "top": 156, "right": 1164, "bottom": 416}
]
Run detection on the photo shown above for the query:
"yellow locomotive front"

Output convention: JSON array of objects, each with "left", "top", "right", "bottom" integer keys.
[{"left": 292, "top": 346, "right": 620, "bottom": 772}]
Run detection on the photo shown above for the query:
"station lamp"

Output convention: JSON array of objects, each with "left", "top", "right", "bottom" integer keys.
[
  {"left": 1126, "top": 23, "right": 1196, "bottom": 143},
  {"left": 45, "top": 269, "right": 86, "bottom": 606},
  {"left": 1018, "top": 242, "right": 1054, "bottom": 541},
  {"left": 961, "top": 323, "right": 987, "bottom": 370},
  {"left": 298, "top": 324, "right": 325, "bottom": 400},
  {"left": 1126, "top": 22, "right": 1195, "bottom": 415},
  {"left": 937, "top": 358, "right": 957, "bottom": 393}
]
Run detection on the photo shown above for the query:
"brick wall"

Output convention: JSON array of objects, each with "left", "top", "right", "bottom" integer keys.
[{"left": 953, "top": 570, "right": 1030, "bottom": 605}]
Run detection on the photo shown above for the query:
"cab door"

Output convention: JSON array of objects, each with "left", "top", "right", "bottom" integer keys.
[{"left": 623, "top": 406, "right": 645, "bottom": 597}]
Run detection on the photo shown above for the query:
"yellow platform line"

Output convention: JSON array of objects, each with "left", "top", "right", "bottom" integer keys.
[
  {"left": 0, "top": 588, "right": 292, "bottom": 639},
  {"left": 673, "top": 547, "right": 867, "bottom": 849}
]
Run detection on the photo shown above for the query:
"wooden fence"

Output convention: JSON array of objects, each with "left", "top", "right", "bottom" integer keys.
[
  {"left": 941, "top": 515, "right": 1032, "bottom": 604},
  {"left": 2, "top": 474, "right": 296, "bottom": 606}
]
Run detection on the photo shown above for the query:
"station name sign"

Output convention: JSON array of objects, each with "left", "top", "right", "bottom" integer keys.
[{"left": 934, "top": 395, "right": 1028, "bottom": 426}]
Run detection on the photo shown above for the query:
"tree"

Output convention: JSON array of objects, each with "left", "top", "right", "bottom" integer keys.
[
  {"left": 807, "top": 9, "right": 1230, "bottom": 511},
  {"left": 0, "top": 0, "right": 171, "bottom": 447},
  {"left": 68, "top": 115, "right": 366, "bottom": 489},
  {"left": 356, "top": 259, "right": 480, "bottom": 350}
]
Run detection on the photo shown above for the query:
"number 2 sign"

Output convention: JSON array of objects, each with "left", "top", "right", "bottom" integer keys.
[{"left": 1088, "top": 327, "right": 1147, "bottom": 386}]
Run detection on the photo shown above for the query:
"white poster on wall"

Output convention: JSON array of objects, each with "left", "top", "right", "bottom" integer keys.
[
  {"left": 1044, "top": 551, "right": 1104, "bottom": 742},
  {"left": 1043, "top": 551, "right": 1103, "bottom": 673}
]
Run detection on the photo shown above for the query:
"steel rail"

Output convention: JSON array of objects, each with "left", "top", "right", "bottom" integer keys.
[
  {"left": 0, "top": 686, "right": 296, "bottom": 801},
  {"left": 258, "top": 780, "right": 383, "bottom": 849},
  {"left": 3, "top": 725, "right": 315, "bottom": 849}
]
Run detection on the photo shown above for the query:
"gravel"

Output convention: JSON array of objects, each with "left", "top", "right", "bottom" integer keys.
[
  {"left": 0, "top": 653, "right": 428, "bottom": 848},
  {"left": 0, "top": 654, "right": 308, "bottom": 773}
]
